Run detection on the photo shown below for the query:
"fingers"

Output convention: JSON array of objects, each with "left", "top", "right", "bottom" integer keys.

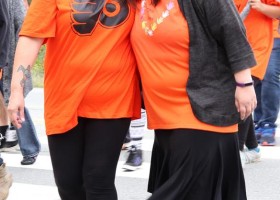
[
  {"left": 235, "top": 85, "right": 257, "bottom": 121},
  {"left": 8, "top": 107, "right": 25, "bottom": 129},
  {"left": 236, "top": 100, "right": 255, "bottom": 121},
  {"left": 238, "top": 103, "right": 246, "bottom": 120},
  {"left": 19, "top": 108, "right": 25, "bottom": 122}
]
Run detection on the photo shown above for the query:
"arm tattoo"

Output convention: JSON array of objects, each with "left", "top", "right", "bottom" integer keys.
[{"left": 17, "top": 65, "right": 31, "bottom": 88}]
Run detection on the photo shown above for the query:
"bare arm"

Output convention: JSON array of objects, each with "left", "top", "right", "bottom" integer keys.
[
  {"left": 8, "top": 36, "right": 43, "bottom": 128},
  {"left": 0, "top": 93, "right": 9, "bottom": 126},
  {"left": 250, "top": 0, "right": 280, "bottom": 19},
  {"left": 234, "top": 68, "right": 257, "bottom": 120}
]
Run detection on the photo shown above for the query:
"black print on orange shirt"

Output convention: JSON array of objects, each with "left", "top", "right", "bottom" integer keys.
[{"left": 71, "top": 0, "right": 129, "bottom": 35}]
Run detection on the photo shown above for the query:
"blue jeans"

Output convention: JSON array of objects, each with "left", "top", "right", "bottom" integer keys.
[
  {"left": 16, "top": 107, "right": 41, "bottom": 158},
  {"left": 254, "top": 38, "right": 280, "bottom": 128}
]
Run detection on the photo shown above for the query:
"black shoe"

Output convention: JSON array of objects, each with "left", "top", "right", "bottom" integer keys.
[
  {"left": 122, "top": 145, "right": 142, "bottom": 171},
  {"left": 21, "top": 156, "right": 37, "bottom": 165}
]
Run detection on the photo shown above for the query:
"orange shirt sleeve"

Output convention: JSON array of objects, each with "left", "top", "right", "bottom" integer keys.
[
  {"left": 265, "top": 0, "right": 280, "bottom": 6},
  {"left": 20, "top": 0, "right": 57, "bottom": 38}
]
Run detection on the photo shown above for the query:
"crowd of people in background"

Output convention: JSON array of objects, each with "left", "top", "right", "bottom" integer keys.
[{"left": 0, "top": 0, "right": 279, "bottom": 200}]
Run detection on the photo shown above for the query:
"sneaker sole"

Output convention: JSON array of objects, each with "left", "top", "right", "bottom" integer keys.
[
  {"left": 242, "top": 156, "right": 261, "bottom": 165},
  {"left": 0, "top": 145, "right": 19, "bottom": 152},
  {"left": 260, "top": 132, "right": 275, "bottom": 146},
  {"left": 122, "top": 164, "right": 141, "bottom": 171},
  {"left": 261, "top": 141, "right": 276, "bottom": 146}
]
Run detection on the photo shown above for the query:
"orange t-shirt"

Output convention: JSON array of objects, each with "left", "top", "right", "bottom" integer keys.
[
  {"left": 131, "top": 0, "right": 237, "bottom": 133},
  {"left": 20, "top": 0, "right": 141, "bottom": 135},
  {"left": 235, "top": 0, "right": 280, "bottom": 80}
]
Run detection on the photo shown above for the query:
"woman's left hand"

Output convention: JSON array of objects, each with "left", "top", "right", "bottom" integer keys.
[
  {"left": 235, "top": 85, "right": 257, "bottom": 120},
  {"left": 7, "top": 91, "right": 25, "bottom": 129}
]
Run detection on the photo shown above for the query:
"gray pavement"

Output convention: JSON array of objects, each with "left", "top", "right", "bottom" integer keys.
[{"left": 1, "top": 88, "right": 280, "bottom": 200}]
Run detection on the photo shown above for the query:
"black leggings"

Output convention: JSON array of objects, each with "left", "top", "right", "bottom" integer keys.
[
  {"left": 48, "top": 117, "right": 130, "bottom": 200},
  {"left": 238, "top": 114, "right": 258, "bottom": 151}
]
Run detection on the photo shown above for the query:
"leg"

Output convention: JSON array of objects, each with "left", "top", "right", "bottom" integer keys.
[
  {"left": 148, "top": 129, "right": 246, "bottom": 200},
  {"left": 253, "top": 80, "right": 262, "bottom": 125},
  {"left": 121, "top": 131, "right": 131, "bottom": 150},
  {"left": 0, "top": 93, "right": 9, "bottom": 144},
  {"left": 243, "top": 115, "right": 258, "bottom": 150},
  {"left": 123, "top": 109, "right": 146, "bottom": 171},
  {"left": 48, "top": 118, "right": 87, "bottom": 200},
  {"left": 0, "top": 163, "right": 13, "bottom": 200},
  {"left": 253, "top": 78, "right": 263, "bottom": 141},
  {"left": 0, "top": 91, "right": 8, "bottom": 127},
  {"left": 0, "top": 79, "right": 12, "bottom": 200},
  {"left": 129, "top": 109, "right": 146, "bottom": 149},
  {"left": 16, "top": 107, "right": 41, "bottom": 164},
  {"left": 0, "top": 84, "right": 9, "bottom": 148},
  {"left": 83, "top": 118, "right": 130, "bottom": 200},
  {"left": 239, "top": 116, "right": 260, "bottom": 165},
  {"left": 238, "top": 116, "right": 252, "bottom": 151},
  {"left": 258, "top": 39, "right": 280, "bottom": 145},
  {"left": 258, "top": 38, "right": 280, "bottom": 127}
]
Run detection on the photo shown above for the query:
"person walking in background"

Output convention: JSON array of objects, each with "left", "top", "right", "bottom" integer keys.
[
  {"left": 0, "top": 0, "right": 41, "bottom": 165},
  {"left": 234, "top": 0, "right": 280, "bottom": 166},
  {"left": 131, "top": 0, "right": 256, "bottom": 199},
  {"left": 123, "top": 109, "right": 146, "bottom": 171},
  {"left": 0, "top": 0, "right": 13, "bottom": 199},
  {"left": 7, "top": 0, "right": 141, "bottom": 200},
  {"left": 254, "top": 19, "right": 280, "bottom": 146},
  {"left": 0, "top": 94, "right": 13, "bottom": 200}
]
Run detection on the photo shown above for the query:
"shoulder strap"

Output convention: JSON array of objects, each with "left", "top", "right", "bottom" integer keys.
[{"left": 240, "top": 1, "right": 251, "bottom": 21}]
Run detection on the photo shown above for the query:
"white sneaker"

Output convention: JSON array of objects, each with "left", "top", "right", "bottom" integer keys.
[{"left": 240, "top": 147, "right": 261, "bottom": 167}]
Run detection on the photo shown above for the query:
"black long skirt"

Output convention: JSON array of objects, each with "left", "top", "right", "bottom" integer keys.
[{"left": 147, "top": 129, "right": 247, "bottom": 200}]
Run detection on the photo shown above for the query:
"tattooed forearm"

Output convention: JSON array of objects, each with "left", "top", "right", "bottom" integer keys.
[{"left": 17, "top": 64, "right": 31, "bottom": 87}]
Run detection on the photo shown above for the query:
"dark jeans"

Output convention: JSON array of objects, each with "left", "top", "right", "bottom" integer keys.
[
  {"left": 48, "top": 117, "right": 130, "bottom": 200},
  {"left": 16, "top": 107, "right": 41, "bottom": 158},
  {"left": 254, "top": 38, "right": 280, "bottom": 128}
]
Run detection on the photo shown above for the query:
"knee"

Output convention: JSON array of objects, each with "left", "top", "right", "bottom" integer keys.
[
  {"left": 54, "top": 172, "right": 84, "bottom": 197},
  {"left": 83, "top": 171, "right": 116, "bottom": 196}
]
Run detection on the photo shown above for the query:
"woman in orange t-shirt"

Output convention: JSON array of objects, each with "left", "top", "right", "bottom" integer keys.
[
  {"left": 7, "top": 0, "right": 141, "bottom": 199},
  {"left": 131, "top": 0, "right": 256, "bottom": 199}
]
